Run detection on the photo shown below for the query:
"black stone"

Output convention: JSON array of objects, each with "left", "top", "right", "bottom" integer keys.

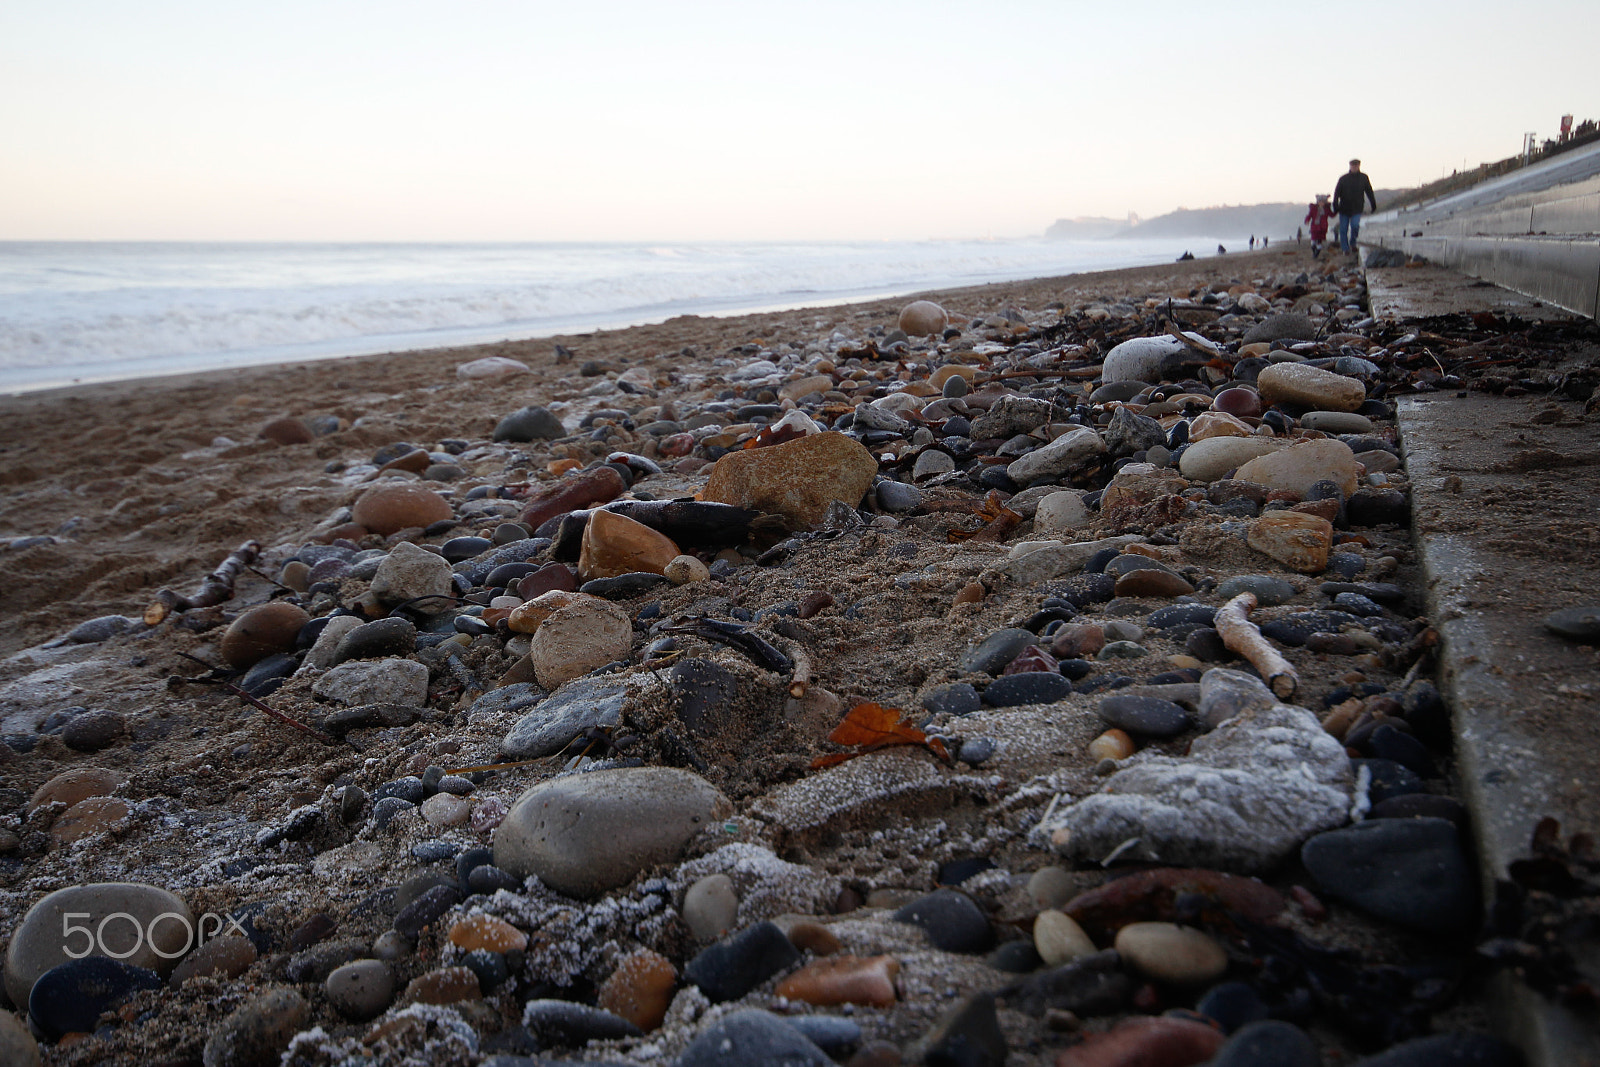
[
  {"left": 1197, "top": 980, "right": 1271, "bottom": 1034},
  {"left": 982, "top": 672, "right": 1074, "bottom": 707},
  {"left": 1363, "top": 724, "right": 1437, "bottom": 778},
  {"left": 393, "top": 883, "right": 462, "bottom": 940},
  {"left": 1260, "top": 620, "right": 1311, "bottom": 646},
  {"left": 922, "top": 683, "right": 982, "bottom": 717},
  {"left": 683, "top": 921, "right": 802, "bottom": 1003},
  {"left": 1400, "top": 679, "right": 1451, "bottom": 749},
  {"left": 1346, "top": 488, "right": 1409, "bottom": 527},
  {"left": 442, "top": 536, "right": 494, "bottom": 563},
  {"left": 468, "top": 865, "right": 522, "bottom": 894},
  {"left": 1544, "top": 605, "right": 1600, "bottom": 644},
  {"left": 1058, "top": 659, "right": 1094, "bottom": 680},
  {"left": 1096, "top": 694, "right": 1191, "bottom": 737},
  {"left": 957, "top": 628, "right": 1038, "bottom": 675},
  {"left": 239, "top": 653, "right": 298, "bottom": 697},
  {"left": 893, "top": 889, "right": 993, "bottom": 954},
  {"left": 284, "top": 938, "right": 367, "bottom": 982},
  {"left": 462, "top": 949, "right": 510, "bottom": 992},
  {"left": 374, "top": 776, "right": 426, "bottom": 804},
  {"left": 493, "top": 405, "right": 565, "bottom": 442},
  {"left": 938, "top": 857, "right": 996, "bottom": 885},
  {"left": 410, "top": 839, "right": 459, "bottom": 862},
  {"left": 1351, "top": 1032, "right": 1522, "bottom": 1066},
  {"left": 28, "top": 957, "right": 162, "bottom": 1039},
  {"left": 332, "top": 617, "right": 417, "bottom": 664},
  {"left": 1320, "top": 581, "right": 1405, "bottom": 604},
  {"left": 1369, "top": 793, "right": 1469, "bottom": 830},
  {"left": 1083, "top": 548, "right": 1121, "bottom": 574},
  {"left": 785, "top": 1015, "right": 860, "bottom": 1057},
  {"left": 923, "top": 992, "right": 1007, "bottom": 1067},
  {"left": 1301, "top": 817, "right": 1477, "bottom": 934},
  {"left": 1001, "top": 950, "right": 1133, "bottom": 1016},
  {"left": 580, "top": 572, "right": 670, "bottom": 598},
  {"left": 1353, "top": 758, "right": 1425, "bottom": 803},
  {"left": 456, "top": 846, "right": 494, "bottom": 887},
  {"left": 1148, "top": 603, "right": 1217, "bottom": 630},
  {"left": 1185, "top": 626, "right": 1231, "bottom": 662},
  {"left": 1209, "top": 1020, "right": 1320, "bottom": 1067},
  {"left": 521, "top": 999, "right": 643, "bottom": 1046},
  {"left": 676, "top": 1010, "right": 831, "bottom": 1066},
  {"left": 671, "top": 658, "right": 743, "bottom": 740},
  {"left": 60, "top": 709, "right": 125, "bottom": 751},
  {"left": 988, "top": 939, "right": 1043, "bottom": 973}
]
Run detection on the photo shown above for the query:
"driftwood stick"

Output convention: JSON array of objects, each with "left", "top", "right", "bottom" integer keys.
[
  {"left": 1214, "top": 592, "right": 1299, "bottom": 700},
  {"left": 145, "top": 540, "right": 262, "bottom": 623}
]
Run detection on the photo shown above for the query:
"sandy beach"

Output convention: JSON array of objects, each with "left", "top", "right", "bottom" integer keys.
[{"left": 2, "top": 243, "right": 1596, "bottom": 1066}]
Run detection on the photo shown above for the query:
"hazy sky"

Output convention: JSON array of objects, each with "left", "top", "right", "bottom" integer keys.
[{"left": 1, "top": 0, "right": 1592, "bottom": 242}]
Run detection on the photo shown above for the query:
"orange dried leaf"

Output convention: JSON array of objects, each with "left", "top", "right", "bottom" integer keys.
[{"left": 827, "top": 702, "right": 927, "bottom": 748}]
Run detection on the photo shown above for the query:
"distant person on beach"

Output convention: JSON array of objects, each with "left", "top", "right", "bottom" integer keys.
[
  {"left": 1297, "top": 226, "right": 1303, "bottom": 244},
  {"left": 1333, "top": 158, "right": 1377, "bottom": 254},
  {"left": 1218, "top": 244, "right": 1226, "bottom": 254},
  {"left": 1305, "top": 194, "right": 1334, "bottom": 259},
  {"left": 1249, "top": 236, "right": 1256, "bottom": 250},
  {"left": 1262, "top": 236, "right": 1268, "bottom": 248}
]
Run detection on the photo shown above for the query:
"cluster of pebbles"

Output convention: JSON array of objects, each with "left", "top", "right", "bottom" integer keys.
[{"left": 0, "top": 258, "right": 1526, "bottom": 1067}]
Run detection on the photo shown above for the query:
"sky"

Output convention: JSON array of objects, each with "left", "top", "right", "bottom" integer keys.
[{"left": 1, "top": 0, "right": 1593, "bottom": 242}]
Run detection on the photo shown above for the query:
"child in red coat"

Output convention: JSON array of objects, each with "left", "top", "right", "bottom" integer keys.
[{"left": 1305, "top": 195, "right": 1334, "bottom": 259}]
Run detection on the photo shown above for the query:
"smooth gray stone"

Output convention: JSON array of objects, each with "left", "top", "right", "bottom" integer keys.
[
  {"left": 676, "top": 1010, "right": 831, "bottom": 1066},
  {"left": 1545, "top": 605, "right": 1600, "bottom": 644},
  {"left": 1096, "top": 694, "right": 1191, "bottom": 737},
  {"left": 957, "top": 628, "right": 1038, "bottom": 675},
  {"left": 494, "top": 406, "right": 565, "bottom": 442},
  {"left": 501, "top": 676, "right": 629, "bottom": 759},
  {"left": 1217, "top": 574, "right": 1296, "bottom": 606}
]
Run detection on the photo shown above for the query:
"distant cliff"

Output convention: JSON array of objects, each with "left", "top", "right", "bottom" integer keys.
[{"left": 1046, "top": 194, "right": 1403, "bottom": 242}]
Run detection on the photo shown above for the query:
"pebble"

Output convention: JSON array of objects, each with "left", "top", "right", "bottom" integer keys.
[
  {"left": 332, "top": 617, "right": 417, "bottom": 663},
  {"left": 1028, "top": 866, "right": 1075, "bottom": 909},
  {"left": 958, "top": 628, "right": 1039, "bottom": 674},
  {"left": 1345, "top": 488, "right": 1408, "bottom": 526},
  {"left": 370, "top": 541, "right": 454, "bottom": 608},
  {"left": 1055, "top": 1015, "right": 1225, "bottom": 1067},
  {"left": 403, "top": 965, "right": 482, "bottom": 1005},
  {"left": 683, "top": 873, "right": 741, "bottom": 942},
  {"left": 202, "top": 987, "right": 310, "bottom": 1067},
  {"left": 1247, "top": 511, "right": 1333, "bottom": 573},
  {"left": 28, "top": 956, "right": 162, "bottom": 1039},
  {"left": 448, "top": 914, "right": 527, "bottom": 953},
  {"left": 1196, "top": 981, "right": 1271, "bottom": 1034},
  {"left": 1354, "top": 757, "right": 1425, "bottom": 803},
  {"left": 701, "top": 431, "right": 878, "bottom": 527},
  {"left": 420, "top": 792, "right": 470, "bottom": 828},
  {"left": 1177, "top": 436, "right": 1281, "bottom": 482},
  {"left": 912, "top": 449, "right": 956, "bottom": 480},
  {"left": 59, "top": 709, "right": 125, "bottom": 752},
  {"left": 1215, "top": 574, "right": 1295, "bottom": 605},
  {"left": 1006, "top": 426, "right": 1108, "bottom": 485},
  {"left": 1235, "top": 438, "right": 1360, "bottom": 498},
  {"left": 920, "top": 992, "right": 1008, "bottom": 1067},
  {"left": 1087, "top": 729, "right": 1135, "bottom": 761},
  {"left": 676, "top": 1010, "right": 832, "bottom": 1067},
  {"left": 312, "top": 658, "right": 429, "bottom": 706},
  {"left": 1351, "top": 1032, "right": 1522, "bottom": 1066},
  {"left": 220, "top": 601, "right": 311, "bottom": 668},
  {"left": 775, "top": 953, "right": 900, "bottom": 1007},
  {"left": 393, "top": 884, "right": 461, "bottom": 940},
  {"left": 519, "top": 466, "right": 627, "bottom": 529},
  {"left": 664, "top": 553, "right": 711, "bottom": 584},
  {"left": 169, "top": 934, "right": 257, "bottom": 987},
  {"left": 1096, "top": 694, "right": 1190, "bottom": 737},
  {"left": 1196, "top": 668, "right": 1279, "bottom": 729},
  {"left": 500, "top": 674, "right": 629, "bottom": 758},
  {"left": 579, "top": 508, "right": 681, "bottom": 580},
  {"left": 1241, "top": 312, "right": 1318, "bottom": 344},
  {"left": 259, "top": 415, "right": 314, "bottom": 445},
  {"left": 1096, "top": 640, "right": 1148, "bottom": 660},
  {"left": 899, "top": 300, "right": 949, "bottom": 336},
  {"left": 1544, "top": 605, "right": 1600, "bottom": 644},
  {"left": 1300, "top": 817, "right": 1475, "bottom": 934},
  {"left": 877, "top": 479, "right": 924, "bottom": 512},
  {"left": 598, "top": 948, "right": 677, "bottom": 1032},
  {"left": 1101, "top": 335, "right": 1188, "bottom": 384},
  {"left": 325, "top": 959, "right": 395, "bottom": 1019},
  {"left": 527, "top": 595, "right": 633, "bottom": 689},
  {"left": 1301, "top": 410, "right": 1373, "bottom": 433},
  {"left": 893, "top": 889, "right": 994, "bottom": 953},
  {"left": 1033, "top": 909, "right": 1096, "bottom": 966},
  {"left": 1209, "top": 1020, "right": 1320, "bottom": 1066},
  {"left": 0, "top": 1010, "right": 39, "bottom": 1067},
  {"left": 922, "top": 682, "right": 982, "bottom": 716},
  {"left": 351, "top": 483, "right": 453, "bottom": 535},
  {"left": 684, "top": 920, "right": 802, "bottom": 1002},
  {"left": 4, "top": 883, "right": 192, "bottom": 1006},
  {"left": 494, "top": 766, "right": 730, "bottom": 898},
  {"left": 983, "top": 671, "right": 1074, "bottom": 706},
  {"left": 1114, "top": 568, "right": 1194, "bottom": 598},
  {"left": 1113, "top": 921, "right": 1228, "bottom": 984},
  {"left": 522, "top": 999, "right": 642, "bottom": 1046},
  {"left": 492, "top": 405, "right": 565, "bottom": 441},
  {"left": 1369, "top": 792, "right": 1468, "bottom": 829}
]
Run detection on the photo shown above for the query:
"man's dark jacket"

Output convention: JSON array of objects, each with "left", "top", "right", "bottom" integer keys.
[{"left": 1334, "top": 171, "right": 1376, "bottom": 215}]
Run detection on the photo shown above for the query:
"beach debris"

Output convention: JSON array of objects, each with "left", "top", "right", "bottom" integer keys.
[
  {"left": 811, "top": 703, "right": 949, "bottom": 769},
  {"left": 144, "top": 539, "right": 261, "bottom": 623}
]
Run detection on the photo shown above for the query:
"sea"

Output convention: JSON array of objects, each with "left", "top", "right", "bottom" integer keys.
[{"left": 0, "top": 237, "right": 1207, "bottom": 394}]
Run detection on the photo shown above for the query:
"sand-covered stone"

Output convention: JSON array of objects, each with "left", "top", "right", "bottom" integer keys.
[
  {"left": 701, "top": 431, "right": 876, "bottom": 528},
  {"left": 527, "top": 595, "right": 633, "bottom": 689},
  {"left": 1247, "top": 512, "right": 1333, "bottom": 573},
  {"left": 351, "top": 483, "right": 453, "bottom": 535},
  {"left": 1178, "top": 437, "right": 1282, "bottom": 482},
  {"left": 750, "top": 751, "right": 954, "bottom": 839},
  {"left": 5, "top": 883, "right": 193, "bottom": 1007},
  {"left": 1235, "top": 438, "right": 1359, "bottom": 498},
  {"left": 1189, "top": 411, "right": 1255, "bottom": 440},
  {"left": 28, "top": 767, "right": 127, "bottom": 815},
  {"left": 369, "top": 541, "right": 454, "bottom": 609},
  {"left": 494, "top": 767, "right": 731, "bottom": 898},
  {"left": 1033, "top": 490, "right": 1091, "bottom": 536},
  {"left": 1006, "top": 426, "right": 1107, "bottom": 485},
  {"left": 312, "top": 658, "right": 429, "bottom": 706},
  {"left": 1257, "top": 363, "right": 1366, "bottom": 413},
  {"left": 456, "top": 356, "right": 529, "bottom": 380}
]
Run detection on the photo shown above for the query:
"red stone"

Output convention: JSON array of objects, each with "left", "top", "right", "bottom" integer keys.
[
  {"left": 1055, "top": 1016, "right": 1224, "bottom": 1067},
  {"left": 518, "top": 466, "right": 627, "bottom": 531},
  {"left": 1211, "top": 388, "right": 1262, "bottom": 418},
  {"left": 1064, "top": 868, "right": 1285, "bottom": 939},
  {"left": 1003, "top": 645, "right": 1059, "bottom": 675},
  {"left": 515, "top": 562, "right": 580, "bottom": 599}
]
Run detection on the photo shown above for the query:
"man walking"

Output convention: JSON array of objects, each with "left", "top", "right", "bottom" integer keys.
[{"left": 1333, "top": 159, "right": 1377, "bottom": 255}]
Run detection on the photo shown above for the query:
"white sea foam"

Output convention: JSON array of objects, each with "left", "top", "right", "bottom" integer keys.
[{"left": 0, "top": 238, "right": 1207, "bottom": 391}]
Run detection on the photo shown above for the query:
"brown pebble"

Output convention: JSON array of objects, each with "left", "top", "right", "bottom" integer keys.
[
  {"left": 220, "top": 601, "right": 311, "bottom": 669},
  {"left": 350, "top": 483, "right": 454, "bottom": 537},
  {"left": 170, "top": 935, "right": 257, "bottom": 987},
  {"left": 597, "top": 949, "right": 676, "bottom": 1032},
  {"left": 203, "top": 987, "right": 310, "bottom": 1067},
  {"left": 1290, "top": 884, "right": 1328, "bottom": 921},
  {"left": 1050, "top": 623, "right": 1105, "bottom": 659},
  {"left": 798, "top": 591, "right": 835, "bottom": 619},
  {"left": 846, "top": 1041, "right": 903, "bottom": 1067},
  {"left": 28, "top": 767, "right": 127, "bottom": 815},
  {"left": 260, "top": 416, "right": 314, "bottom": 446},
  {"left": 402, "top": 965, "right": 482, "bottom": 1005},
  {"left": 784, "top": 920, "right": 843, "bottom": 957},
  {"left": 1086, "top": 729, "right": 1134, "bottom": 762},
  {"left": 447, "top": 914, "right": 527, "bottom": 953},
  {"left": 578, "top": 509, "right": 681, "bottom": 581},
  {"left": 834, "top": 886, "right": 864, "bottom": 914},
  {"left": 776, "top": 954, "right": 899, "bottom": 1007},
  {"left": 1113, "top": 569, "right": 1194, "bottom": 598},
  {"left": 49, "top": 796, "right": 130, "bottom": 845},
  {"left": 953, "top": 582, "right": 986, "bottom": 606},
  {"left": 1056, "top": 1016, "right": 1223, "bottom": 1067}
]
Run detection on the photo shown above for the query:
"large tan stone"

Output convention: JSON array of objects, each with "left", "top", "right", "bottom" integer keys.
[
  {"left": 351, "top": 483, "right": 454, "bottom": 535},
  {"left": 578, "top": 510, "right": 681, "bottom": 581},
  {"left": 220, "top": 601, "right": 310, "bottom": 669},
  {"left": 1247, "top": 512, "right": 1333, "bottom": 573},
  {"left": 528, "top": 596, "right": 634, "bottom": 689},
  {"left": 898, "top": 300, "right": 948, "bottom": 337},
  {"left": 27, "top": 767, "right": 127, "bottom": 815},
  {"left": 701, "top": 431, "right": 877, "bottom": 528},
  {"left": 1235, "top": 438, "right": 1359, "bottom": 499},
  {"left": 1187, "top": 411, "right": 1255, "bottom": 441},
  {"left": 1177, "top": 436, "right": 1281, "bottom": 482},
  {"left": 494, "top": 767, "right": 731, "bottom": 898},
  {"left": 1256, "top": 363, "right": 1366, "bottom": 413}
]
